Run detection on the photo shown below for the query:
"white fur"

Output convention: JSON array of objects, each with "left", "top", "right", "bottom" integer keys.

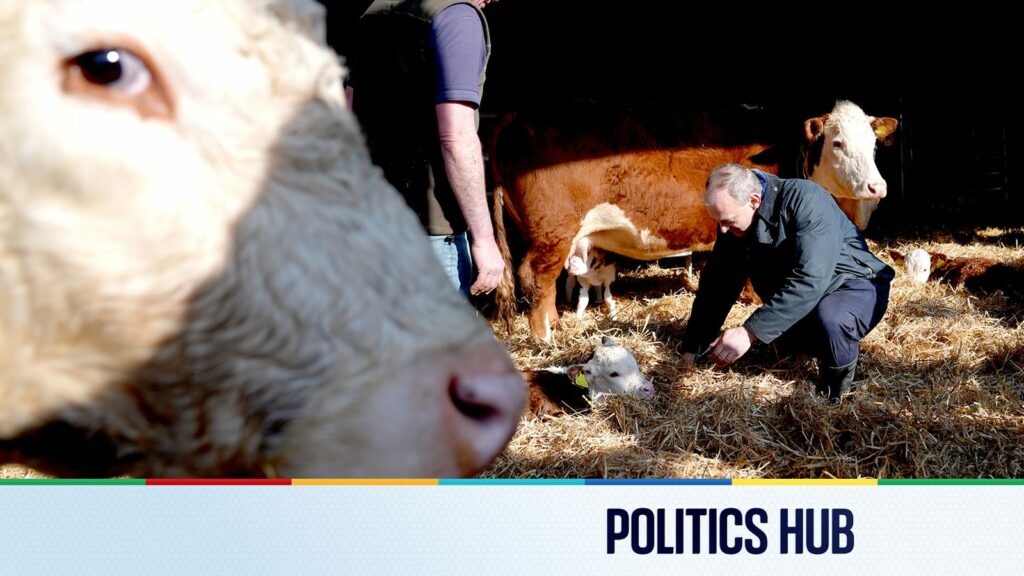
[
  {"left": 0, "top": 0, "right": 520, "bottom": 477},
  {"left": 807, "top": 101, "right": 892, "bottom": 230},
  {"left": 564, "top": 237, "right": 617, "bottom": 318},
  {"left": 904, "top": 248, "right": 932, "bottom": 283},
  {"left": 539, "top": 336, "right": 654, "bottom": 400},
  {"left": 580, "top": 337, "right": 653, "bottom": 400}
]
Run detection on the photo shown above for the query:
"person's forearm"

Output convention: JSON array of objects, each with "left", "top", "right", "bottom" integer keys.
[
  {"left": 436, "top": 101, "right": 502, "bottom": 293},
  {"left": 439, "top": 134, "right": 492, "bottom": 240},
  {"left": 436, "top": 103, "right": 493, "bottom": 242}
]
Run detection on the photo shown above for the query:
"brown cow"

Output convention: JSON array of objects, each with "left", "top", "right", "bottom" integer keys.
[{"left": 493, "top": 102, "right": 897, "bottom": 339}]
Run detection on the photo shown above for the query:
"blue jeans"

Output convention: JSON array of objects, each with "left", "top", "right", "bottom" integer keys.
[{"left": 430, "top": 232, "right": 473, "bottom": 297}]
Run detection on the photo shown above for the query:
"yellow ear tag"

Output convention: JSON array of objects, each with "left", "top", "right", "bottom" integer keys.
[
  {"left": 874, "top": 125, "right": 889, "bottom": 138},
  {"left": 573, "top": 373, "right": 589, "bottom": 389}
]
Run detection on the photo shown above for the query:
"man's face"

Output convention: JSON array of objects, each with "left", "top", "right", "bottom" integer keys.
[{"left": 705, "top": 188, "right": 760, "bottom": 237}]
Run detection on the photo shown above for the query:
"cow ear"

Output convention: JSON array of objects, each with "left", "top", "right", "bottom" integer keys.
[
  {"left": 888, "top": 249, "right": 905, "bottom": 264},
  {"left": 567, "top": 365, "right": 583, "bottom": 381},
  {"left": 803, "top": 116, "right": 827, "bottom": 142},
  {"left": 871, "top": 117, "right": 899, "bottom": 144},
  {"left": 932, "top": 253, "right": 948, "bottom": 269},
  {"left": 539, "top": 365, "right": 569, "bottom": 375},
  {"left": 601, "top": 336, "right": 617, "bottom": 347}
]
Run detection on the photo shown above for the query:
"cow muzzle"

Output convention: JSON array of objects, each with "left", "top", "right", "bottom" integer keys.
[
  {"left": 443, "top": 339, "right": 525, "bottom": 475},
  {"left": 860, "top": 180, "right": 888, "bottom": 199}
]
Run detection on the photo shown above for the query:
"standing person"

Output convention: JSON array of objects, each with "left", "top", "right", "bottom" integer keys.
[
  {"left": 349, "top": 0, "right": 503, "bottom": 296},
  {"left": 681, "top": 163, "right": 894, "bottom": 400}
]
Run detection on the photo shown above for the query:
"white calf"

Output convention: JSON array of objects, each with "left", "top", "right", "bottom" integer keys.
[
  {"left": 565, "top": 237, "right": 617, "bottom": 318},
  {"left": 526, "top": 336, "right": 655, "bottom": 417}
]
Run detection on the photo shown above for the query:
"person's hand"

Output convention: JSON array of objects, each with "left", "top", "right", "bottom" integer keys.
[
  {"left": 709, "top": 326, "right": 757, "bottom": 366},
  {"left": 470, "top": 237, "right": 504, "bottom": 295}
]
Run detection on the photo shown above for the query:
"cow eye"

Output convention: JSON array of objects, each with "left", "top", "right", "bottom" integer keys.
[
  {"left": 832, "top": 139, "right": 845, "bottom": 151},
  {"left": 63, "top": 46, "right": 172, "bottom": 119},
  {"left": 70, "top": 49, "right": 151, "bottom": 95},
  {"left": 608, "top": 372, "right": 620, "bottom": 378}
]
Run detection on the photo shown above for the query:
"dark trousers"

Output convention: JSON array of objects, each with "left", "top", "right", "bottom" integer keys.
[{"left": 774, "top": 277, "right": 890, "bottom": 369}]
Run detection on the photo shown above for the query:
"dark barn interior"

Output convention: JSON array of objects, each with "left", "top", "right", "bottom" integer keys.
[{"left": 324, "top": 2, "right": 1021, "bottom": 234}]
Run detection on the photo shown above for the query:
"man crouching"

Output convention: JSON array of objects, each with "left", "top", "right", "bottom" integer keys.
[{"left": 681, "top": 163, "right": 894, "bottom": 401}]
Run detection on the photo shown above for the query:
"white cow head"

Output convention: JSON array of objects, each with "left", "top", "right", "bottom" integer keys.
[
  {"left": 0, "top": 0, "right": 524, "bottom": 478},
  {"left": 804, "top": 100, "right": 898, "bottom": 230}
]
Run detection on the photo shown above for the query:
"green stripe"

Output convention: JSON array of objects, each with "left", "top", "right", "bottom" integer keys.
[
  {"left": 0, "top": 479, "right": 146, "bottom": 485},
  {"left": 440, "top": 479, "right": 585, "bottom": 486},
  {"left": 879, "top": 479, "right": 1024, "bottom": 486}
]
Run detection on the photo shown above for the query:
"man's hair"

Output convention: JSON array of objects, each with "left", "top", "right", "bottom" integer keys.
[{"left": 704, "top": 163, "right": 761, "bottom": 204}]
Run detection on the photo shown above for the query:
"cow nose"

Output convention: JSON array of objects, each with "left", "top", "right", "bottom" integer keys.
[
  {"left": 447, "top": 341, "right": 525, "bottom": 475},
  {"left": 867, "top": 181, "right": 887, "bottom": 198},
  {"left": 640, "top": 380, "right": 655, "bottom": 399}
]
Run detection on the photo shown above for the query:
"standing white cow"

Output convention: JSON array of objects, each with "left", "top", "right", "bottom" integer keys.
[{"left": 0, "top": 0, "right": 525, "bottom": 478}]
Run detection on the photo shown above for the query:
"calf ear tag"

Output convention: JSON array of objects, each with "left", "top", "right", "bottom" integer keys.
[{"left": 572, "top": 373, "right": 590, "bottom": 389}]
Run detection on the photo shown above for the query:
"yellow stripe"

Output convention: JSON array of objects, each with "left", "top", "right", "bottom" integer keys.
[
  {"left": 292, "top": 479, "right": 439, "bottom": 486},
  {"left": 733, "top": 479, "right": 877, "bottom": 486}
]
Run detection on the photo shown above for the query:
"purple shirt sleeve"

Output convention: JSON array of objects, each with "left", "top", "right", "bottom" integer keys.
[{"left": 431, "top": 3, "right": 487, "bottom": 106}]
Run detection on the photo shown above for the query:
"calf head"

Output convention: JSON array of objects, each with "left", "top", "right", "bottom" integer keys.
[
  {"left": 568, "top": 337, "right": 654, "bottom": 400},
  {"left": 0, "top": 0, "right": 524, "bottom": 477},
  {"left": 566, "top": 254, "right": 591, "bottom": 276},
  {"left": 889, "top": 249, "right": 933, "bottom": 284}
]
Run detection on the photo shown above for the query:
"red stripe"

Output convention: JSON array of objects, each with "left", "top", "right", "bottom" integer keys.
[{"left": 145, "top": 479, "right": 292, "bottom": 485}]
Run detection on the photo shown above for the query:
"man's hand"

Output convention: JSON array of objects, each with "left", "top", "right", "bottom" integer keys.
[
  {"left": 470, "top": 236, "right": 504, "bottom": 295},
  {"left": 709, "top": 326, "right": 757, "bottom": 366}
]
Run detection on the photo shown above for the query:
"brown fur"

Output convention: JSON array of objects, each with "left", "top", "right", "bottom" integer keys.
[
  {"left": 524, "top": 370, "right": 591, "bottom": 418},
  {"left": 931, "top": 254, "right": 1024, "bottom": 296}
]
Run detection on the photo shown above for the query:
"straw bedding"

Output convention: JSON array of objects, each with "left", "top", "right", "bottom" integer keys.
[{"left": 484, "top": 227, "right": 1024, "bottom": 479}]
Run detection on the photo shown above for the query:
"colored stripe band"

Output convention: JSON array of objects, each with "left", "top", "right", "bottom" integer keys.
[
  {"left": 293, "top": 479, "right": 438, "bottom": 486},
  {"left": 733, "top": 479, "right": 878, "bottom": 486},
  {"left": 145, "top": 479, "right": 292, "bottom": 486},
  {"left": 585, "top": 479, "right": 732, "bottom": 485},
  {"left": 0, "top": 479, "right": 146, "bottom": 485},
  {"left": 879, "top": 479, "right": 1024, "bottom": 486},
  {"left": 440, "top": 479, "right": 585, "bottom": 486}
]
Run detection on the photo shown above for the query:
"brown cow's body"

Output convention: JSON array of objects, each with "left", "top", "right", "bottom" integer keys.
[
  {"left": 930, "top": 254, "right": 1024, "bottom": 296},
  {"left": 493, "top": 103, "right": 897, "bottom": 339}
]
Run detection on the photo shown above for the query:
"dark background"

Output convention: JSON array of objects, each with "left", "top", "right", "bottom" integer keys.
[{"left": 323, "top": 2, "right": 1022, "bottom": 234}]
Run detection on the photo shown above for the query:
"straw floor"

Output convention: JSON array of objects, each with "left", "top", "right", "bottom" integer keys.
[{"left": 484, "top": 227, "right": 1024, "bottom": 479}]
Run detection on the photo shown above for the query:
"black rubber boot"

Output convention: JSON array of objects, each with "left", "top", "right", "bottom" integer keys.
[{"left": 816, "top": 360, "right": 857, "bottom": 402}]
